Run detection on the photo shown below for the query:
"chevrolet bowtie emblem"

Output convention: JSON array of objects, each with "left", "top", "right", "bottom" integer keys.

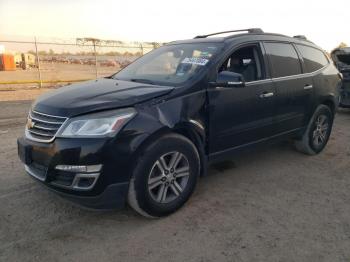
[{"left": 27, "top": 118, "right": 35, "bottom": 129}]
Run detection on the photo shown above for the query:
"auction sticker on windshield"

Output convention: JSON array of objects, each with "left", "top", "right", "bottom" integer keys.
[{"left": 181, "top": 57, "right": 209, "bottom": 66}]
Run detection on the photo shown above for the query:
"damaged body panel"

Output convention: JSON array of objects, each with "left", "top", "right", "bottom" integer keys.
[{"left": 331, "top": 47, "right": 350, "bottom": 107}]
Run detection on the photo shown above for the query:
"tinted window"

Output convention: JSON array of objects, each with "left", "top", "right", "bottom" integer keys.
[
  {"left": 264, "top": 42, "right": 302, "bottom": 78},
  {"left": 296, "top": 45, "right": 328, "bottom": 73},
  {"left": 219, "top": 45, "right": 264, "bottom": 82}
]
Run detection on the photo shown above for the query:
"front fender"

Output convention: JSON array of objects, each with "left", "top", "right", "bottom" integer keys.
[{"left": 119, "top": 90, "right": 208, "bottom": 179}]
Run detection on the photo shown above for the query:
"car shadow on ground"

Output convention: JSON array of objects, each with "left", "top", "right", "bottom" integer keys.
[
  {"left": 337, "top": 107, "right": 350, "bottom": 116},
  {"left": 43, "top": 139, "right": 297, "bottom": 220}
]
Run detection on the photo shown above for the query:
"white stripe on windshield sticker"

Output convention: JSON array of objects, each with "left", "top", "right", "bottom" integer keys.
[{"left": 181, "top": 57, "right": 209, "bottom": 66}]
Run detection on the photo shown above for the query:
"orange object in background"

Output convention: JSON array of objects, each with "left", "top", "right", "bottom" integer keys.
[{"left": 0, "top": 54, "right": 16, "bottom": 71}]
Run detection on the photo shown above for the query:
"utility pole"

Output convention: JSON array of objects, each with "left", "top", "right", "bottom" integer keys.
[
  {"left": 34, "top": 37, "right": 42, "bottom": 88},
  {"left": 92, "top": 39, "right": 98, "bottom": 79},
  {"left": 77, "top": 38, "right": 99, "bottom": 79},
  {"left": 140, "top": 43, "right": 144, "bottom": 56}
]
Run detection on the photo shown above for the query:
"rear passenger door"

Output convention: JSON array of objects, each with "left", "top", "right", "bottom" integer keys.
[
  {"left": 295, "top": 44, "right": 331, "bottom": 104},
  {"left": 263, "top": 42, "right": 314, "bottom": 133}
]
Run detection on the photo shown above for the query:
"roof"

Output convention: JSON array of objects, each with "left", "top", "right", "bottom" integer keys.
[{"left": 167, "top": 28, "right": 315, "bottom": 47}]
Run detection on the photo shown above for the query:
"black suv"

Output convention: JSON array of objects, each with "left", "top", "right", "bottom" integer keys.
[
  {"left": 18, "top": 29, "right": 341, "bottom": 217},
  {"left": 331, "top": 47, "right": 350, "bottom": 107}
]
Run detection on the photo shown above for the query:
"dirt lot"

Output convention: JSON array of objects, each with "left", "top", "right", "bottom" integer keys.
[
  {"left": 0, "top": 100, "right": 350, "bottom": 262},
  {"left": 0, "top": 62, "right": 119, "bottom": 89},
  {"left": 0, "top": 62, "right": 119, "bottom": 81},
  {"left": 0, "top": 88, "right": 53, "bottom": 101}
]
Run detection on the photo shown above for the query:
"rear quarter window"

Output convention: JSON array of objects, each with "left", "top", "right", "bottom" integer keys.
[
  {"left": 296, "top": 45, "right": 329, "bottom": 73},
  {"left": 264, "top": 42, "right": 302, "bottom": 78}
]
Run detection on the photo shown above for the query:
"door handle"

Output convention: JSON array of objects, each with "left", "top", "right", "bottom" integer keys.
[
  {"left": 259, "top": 92, "right": 274, "bottom": 98},
  {"left": 304, "top": 84, "right": 313, "bottom": 90}
]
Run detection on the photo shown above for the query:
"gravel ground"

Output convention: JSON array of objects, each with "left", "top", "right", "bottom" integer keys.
[
  {"left": 0, "top": 101, "right": 350, "bottom": 262},
  {"left": 0, "top": 88, "right": 53, "bottom": 102}
]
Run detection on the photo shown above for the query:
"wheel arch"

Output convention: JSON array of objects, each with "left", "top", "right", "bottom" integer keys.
[
  {"left": 130, "top": 121, "right": 207, "bottom": 179},
  {"left": 172, "top": 122, "right": 207, "bottom": 177},
  {"left": 320, "top": 98, "right": 336, "bottom": 115}
]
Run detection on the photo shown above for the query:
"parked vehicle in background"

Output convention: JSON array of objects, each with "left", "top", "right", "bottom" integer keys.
[
  {"left": 69, "top": 58, "right": 83, "bottom": 65},
  {"left": 100, "top": 60, "right": 119, "bottom": 67},
  {"left": 57, "top": 57, "right": 69, "bottom": 64},
  {"left": 119, "top": 60, "right": 132, "bottom": 68},
  {"left": 82, "top": 58, "right": 96, "bottom": 65},
  {"left": 17, "top": 29, "right": 341, "bottom": 217},
  {"left": 331, "top": 47, "right": 350, "bottom": 107}
]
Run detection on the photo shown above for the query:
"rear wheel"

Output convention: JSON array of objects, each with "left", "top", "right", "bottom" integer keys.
[
  {"left": 128, "top": 133, "right": 200, "bottom": 218},
  {"left": 294, "top": 105, "right": 334, "bottom": 155}
]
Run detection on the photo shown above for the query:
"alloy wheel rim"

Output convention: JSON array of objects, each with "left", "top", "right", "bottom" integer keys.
[
  {"left": 147, "top": 151, "right": 190, "bottom": 204},
  {"left": 312, "top": 114, "right": 329, "bottom": 147}
]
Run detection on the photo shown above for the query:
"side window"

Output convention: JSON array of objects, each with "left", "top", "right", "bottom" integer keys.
[
  {"left": 296, "top": 44, "right": 329, "bottom": 73},
  {"left": 264, "top": 42, "right": 302, "bottom": 78},
  {"left": 219, "top": 45, "right": 264, "bottom": 82}
]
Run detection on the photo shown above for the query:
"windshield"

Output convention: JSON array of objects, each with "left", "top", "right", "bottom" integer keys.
[{"left": 112, "top": 43, "right": 223, "bottom": 86}]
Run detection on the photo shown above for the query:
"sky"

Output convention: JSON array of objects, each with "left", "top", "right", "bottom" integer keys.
[{"left": 0, "top": 0, "right": 349, "bottom": 51}]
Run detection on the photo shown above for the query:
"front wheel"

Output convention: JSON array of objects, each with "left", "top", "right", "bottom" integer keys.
[
  {"left": 294, "top": 105, "right": 334, "bottom": 155},
  {"left": 128, "top": 133, "right": 200, "bottom": 218}
]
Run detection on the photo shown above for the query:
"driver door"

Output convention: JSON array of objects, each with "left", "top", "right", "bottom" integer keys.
[{"left": 208, "top": 43, "right": 277, "bottom": 155}]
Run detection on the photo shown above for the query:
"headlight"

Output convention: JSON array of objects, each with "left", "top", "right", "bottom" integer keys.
[{"left": 57, "top": 108, "right": 136, "bottom": 138}]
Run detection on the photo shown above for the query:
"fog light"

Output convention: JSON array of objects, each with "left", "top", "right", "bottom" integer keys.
[
  {"left": 55, "top": 164, "right": 102, "bottom": 173},
  {"left": 72, "top": 173, "right": 100, "bottom": 190}
]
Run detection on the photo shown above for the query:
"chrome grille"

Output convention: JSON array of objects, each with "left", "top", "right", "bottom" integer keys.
[{"left": 25, "top": 110, "right": 68, "bottom": 143}]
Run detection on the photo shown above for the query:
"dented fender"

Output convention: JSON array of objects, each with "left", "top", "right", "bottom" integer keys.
[
  {"left": 127, "top": 89, "right": 207, "bottom": 149},
  {"left": 119, "top": 88, "right": 209, "bottom": 177}
]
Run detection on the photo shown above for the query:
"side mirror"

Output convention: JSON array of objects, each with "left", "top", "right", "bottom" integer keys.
[{"left": 210, "top": 71, "right": 245, "bottom": 88}]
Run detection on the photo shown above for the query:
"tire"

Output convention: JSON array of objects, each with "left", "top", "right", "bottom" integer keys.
[
  {"left": 127, "top": 133, "right": 200, "bottom": 218},
  {"left": 294, "top": 105, "right": 334, "bottom": 155}
]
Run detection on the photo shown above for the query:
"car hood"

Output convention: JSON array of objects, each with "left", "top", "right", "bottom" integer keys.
[{"left": 33, "top": 78, "right": 174, "bottom": 117}]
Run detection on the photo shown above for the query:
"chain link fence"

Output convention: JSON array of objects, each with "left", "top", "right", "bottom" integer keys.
[{"left": 0, "top": 37, "right": 162, "bottom": 89}]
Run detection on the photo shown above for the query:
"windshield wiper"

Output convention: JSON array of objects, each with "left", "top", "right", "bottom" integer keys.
[{"left": 129, "top": 78, "right": 155, "bottom": 85}]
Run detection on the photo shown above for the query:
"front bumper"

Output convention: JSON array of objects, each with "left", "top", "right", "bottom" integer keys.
[
  {"left": 17, "top": 135, "right": 135, "bottom": 209},
  {"left": 40, "top": 178, "right": 129, "bottom": 210}
]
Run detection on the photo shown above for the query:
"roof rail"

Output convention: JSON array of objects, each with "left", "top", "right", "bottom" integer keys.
[
  {"left": 293, "top": 35, "right": 307, "bottom": 40},
  {"left": 194, "top": 28, "right": 264, "bottom": 39}
]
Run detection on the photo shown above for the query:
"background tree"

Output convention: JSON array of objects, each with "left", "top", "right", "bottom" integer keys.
[{"left": 337, "top": 42, "right": 348, "bottom": 48}]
